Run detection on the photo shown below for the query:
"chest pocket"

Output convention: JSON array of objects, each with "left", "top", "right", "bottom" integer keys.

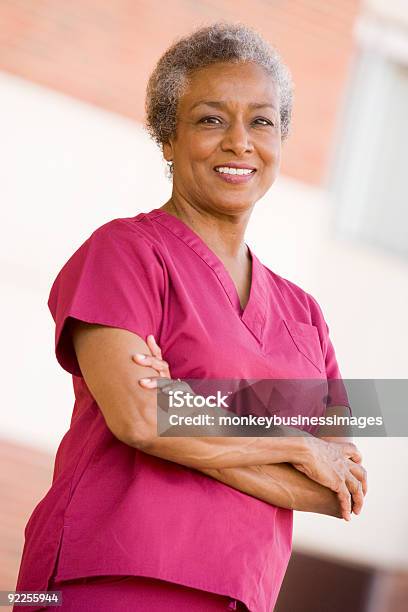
[{"left": 283, "top": 319, "right": 325, "bottom": 374}]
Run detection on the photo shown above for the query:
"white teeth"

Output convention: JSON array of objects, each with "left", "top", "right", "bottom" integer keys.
[{"left": 215, "top": 166, "right": 254, "bottom": 175}]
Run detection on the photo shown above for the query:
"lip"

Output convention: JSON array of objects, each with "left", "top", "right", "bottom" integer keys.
[
  {"left": 214, "top": 171, "right": 256, "bottom": 185},
  {"left": 213, "top": 162, "right": 257, "bottom": 171},
  {"left": 213, "top": 162, "right": 257, "bottom": 185}
]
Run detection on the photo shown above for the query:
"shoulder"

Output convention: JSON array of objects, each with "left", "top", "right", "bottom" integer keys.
[
  {"left": 49, "top": 214, "right": 167, "bottom": 302},
  {"left": 57, "top": 214, "right": 166, "bottom": 274},
  {"left": 86, "top": 213, "right": 164, "bottom": 250}
]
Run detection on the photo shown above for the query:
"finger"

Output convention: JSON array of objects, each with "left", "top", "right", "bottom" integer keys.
[
  {"left": 147, "top": 335, "right": 162, "bottom": 359},
  {"left": 139, "top": 377, "right": 156, "bottom": 389},
  {"left": 349, "top": 461, "right": 368, "bottom": 496},
  {"left": 342, "top": 442, "right": 362, "bottom": 464},
  {"left": 139, "top": 376, "right": 171, "bottom": 389},
  {"left": 132, "top": 353, "right": 155, "bottom": 367},
  {"left": 346, "top": 474, "right": 364, "bottom": 515},
  {"left": 161, "top": 382, "right": 181, "bottom": 394},
  {"left": 336, "top": 484, "right": 352, "bottom": 522},
  {"left": 354, "top": 483, "right": 365, "bottom": 515},
  {"left": 132, "top": 353, "right": 170, "bottom": 376},
  {"left": 161, "top": 380, "right": 190, "bottom": 395}
]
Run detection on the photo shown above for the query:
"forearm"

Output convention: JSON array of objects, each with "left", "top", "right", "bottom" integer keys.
[
  {"left": 138, "top": 430, "right": 309, "bottom": 470},
  {"left": 198, "top": 462, "right": 342, "bottom": 518},
  {"left": 128, "top": 382, "right": 310, "bottom": 469}
]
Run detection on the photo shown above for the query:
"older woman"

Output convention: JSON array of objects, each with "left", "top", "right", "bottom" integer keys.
[{"left": 15, "top": 23, "right": 367, "bottom": 612}]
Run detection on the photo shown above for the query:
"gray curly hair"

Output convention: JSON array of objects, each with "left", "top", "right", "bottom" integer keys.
[{"left": 145, "top": 22, "right": 294, "bottom": 148}]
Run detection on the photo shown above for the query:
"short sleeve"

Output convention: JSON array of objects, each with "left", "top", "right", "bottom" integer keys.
[
  {"left": 47, "top": 219, "right": 165, "bottom": 377},
  {"left": 307, "top": 293, "right": 352, "bottom": 415}
]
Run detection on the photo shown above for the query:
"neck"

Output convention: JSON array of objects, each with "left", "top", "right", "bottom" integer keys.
[{"left": 160, "top": 193, "right": 252, "bottom": 261}]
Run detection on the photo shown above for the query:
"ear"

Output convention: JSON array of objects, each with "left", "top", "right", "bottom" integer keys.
[{"left": 163, "top": 141, "right": 174, "bottom": 162}]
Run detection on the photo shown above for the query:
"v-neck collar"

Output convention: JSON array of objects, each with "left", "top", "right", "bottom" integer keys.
[{"left": 145, "top": 208, "right": 267, "bottom": 344}]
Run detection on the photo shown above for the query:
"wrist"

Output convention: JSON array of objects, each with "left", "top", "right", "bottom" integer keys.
[{"left": 275, "top": 430, "right": 313, "bottom": 464}]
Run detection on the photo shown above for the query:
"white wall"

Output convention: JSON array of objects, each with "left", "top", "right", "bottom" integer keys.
[
  {"left": 363, "top": 0, "right": 408, "bottom": 26},
  {"left": 1, "top": 70, "right": 407, "bottom": 570}
]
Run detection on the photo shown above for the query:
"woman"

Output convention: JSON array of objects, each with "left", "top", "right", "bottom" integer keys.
[{"left": 15, "top": 23, "right": 367, "bottom": 612}]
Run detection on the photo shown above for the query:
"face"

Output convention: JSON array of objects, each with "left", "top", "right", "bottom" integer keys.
[{"left": 163, "top": 61, "right": 282, "bottom": 216}]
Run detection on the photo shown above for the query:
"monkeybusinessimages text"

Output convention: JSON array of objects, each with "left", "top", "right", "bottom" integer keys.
[{"left": 164, "top": 390, "right": 383, "bottom": 430}]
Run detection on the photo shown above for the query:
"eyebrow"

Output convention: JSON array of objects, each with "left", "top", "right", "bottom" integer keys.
[{"left": 190, "top": 100, "right": 277, "bottom": 111}]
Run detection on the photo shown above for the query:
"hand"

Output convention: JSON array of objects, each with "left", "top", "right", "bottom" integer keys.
[
  {"left": 292, "top": 437, "right": 368, "bottom": 521},
  {"left": 318, "top": 435, "right": 364, "bottom": 469},
  {"left": 131, "top": 334, "right": 195, "bottom": 404},
  {"left": 318, "top": 435, "right": 360, "bottom": 451},
  {"left": 132, "top": 334, "right": 171, "bottom": 386}
]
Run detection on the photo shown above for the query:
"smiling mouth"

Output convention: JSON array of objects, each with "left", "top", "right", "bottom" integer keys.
[
  {"left": 214, "top": 166, "right": 256, "bottom": 176},
  {"left": 213, "top": 165, "right": 257, "bottom": 184}
]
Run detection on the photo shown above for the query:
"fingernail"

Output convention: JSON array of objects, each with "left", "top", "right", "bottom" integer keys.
[
  {"left": 140, "top": 378, "right": 151, "bottom": 383},
  {"left": 134, "top": 353, "right": 146, "bottom": 360}
]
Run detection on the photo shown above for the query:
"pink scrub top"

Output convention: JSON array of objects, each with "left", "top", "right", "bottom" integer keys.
[{"left": 15, "top": 208, "right": 350, "bottom": 612}]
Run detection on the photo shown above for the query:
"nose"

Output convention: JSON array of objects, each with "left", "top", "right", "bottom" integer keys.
[{"left": 220, "top": 120, "right": 254, "bottom": 156}]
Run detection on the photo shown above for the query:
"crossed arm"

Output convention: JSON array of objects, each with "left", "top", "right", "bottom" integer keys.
[
  {"left": 70, "top": 322, "right": 366, "bottom": 521},
  {"left": 196, "top": 405, "right": 353, "bottom": 519}
]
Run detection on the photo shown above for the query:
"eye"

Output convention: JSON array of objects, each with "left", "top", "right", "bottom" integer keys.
[
  {"left": 253, "top": 117, "right": 275, "bottom": 127},
  {"left": 199, "top": 116, "right": 223, "bottom": 125}
]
